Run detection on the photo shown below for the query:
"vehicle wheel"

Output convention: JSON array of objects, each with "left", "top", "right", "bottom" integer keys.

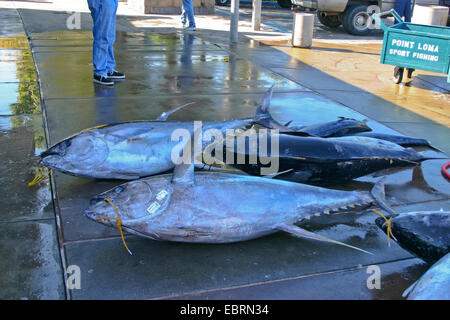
[
  {"left": 317, "top": 12, "right": 342, "bottom": 28},
  {"left": 342, "top": 4, "right": 372, "bottom": 35},
  {"left": 215, "top": 0, "right": 230, "bottom": 6},
  {"left": 393, "top": 66, "right": 404, "bottom": 84},
  {"left": 277, "top": 0, "right": 292, "bottom": 9}
]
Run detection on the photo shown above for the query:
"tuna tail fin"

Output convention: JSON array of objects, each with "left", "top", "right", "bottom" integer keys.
[
  {"left": 253, "top": 86, "right": 308, "bottom": 135},
  {"left": 276, "top": 223, "right": 373, "bottom": 255},
  {"left": 370, "top": 177, "right": 398, "bottom": 217}
]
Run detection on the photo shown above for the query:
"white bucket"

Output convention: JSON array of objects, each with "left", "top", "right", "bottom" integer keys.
[{"left": 292, "top": 12, "right": 314, "bottom": 48}]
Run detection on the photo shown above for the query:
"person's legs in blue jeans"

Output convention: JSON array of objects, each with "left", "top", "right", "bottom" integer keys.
[
  {"left": 403, "top": 0, "right": 412, "bottom": 22},
  {"left": 394, "top": 0, "right": 412, "bottom": 22},
  {"left": 88, "top": 0, "right": 118, "bottom": 77},
  {"left": 106, "top": 0, "right": 118, "bottom": 74},
  {"left": 181, "top": 5, "right": 187, "bottom": 25},
  {"left": 181, "top": 0, "right": 196, "bottom": 28}
]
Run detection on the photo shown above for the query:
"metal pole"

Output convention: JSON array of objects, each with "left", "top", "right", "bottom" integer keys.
[
  {"left": 252, "top": 0, "right": 262, "bottom": 31},
  {"left": 230, "top": 0, "right": 240, "bottom": 43}
]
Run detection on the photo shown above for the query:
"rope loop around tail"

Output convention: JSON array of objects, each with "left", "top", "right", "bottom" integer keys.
[{"left": 372, "top": 209, "right": 396, "bottom": 246}]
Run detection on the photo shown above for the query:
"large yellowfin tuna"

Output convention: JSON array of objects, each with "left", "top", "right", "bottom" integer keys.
[{"left": 40, "top": 87, "right": 283, "bottom": 179}]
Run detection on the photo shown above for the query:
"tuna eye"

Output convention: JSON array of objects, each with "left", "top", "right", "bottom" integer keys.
[{"left": 61, "top": 140, "right": 71, "bottom": 149}]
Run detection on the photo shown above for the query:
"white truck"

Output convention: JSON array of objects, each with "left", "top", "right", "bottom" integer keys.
[{"left": 291, "top": 0, "right": 396, "bottom": 35}]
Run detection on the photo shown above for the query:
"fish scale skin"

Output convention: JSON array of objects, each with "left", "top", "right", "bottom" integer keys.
[
  {"left": 85, "top": 172, "right": 374, "bottom": 243},
  {"left": 41, "top": 119, "right": 254, "bottom": 179},
  {"left": 404, "top": 253, "right": 450, "bottom": 300},
  {"left": 227, "top": 134, "right": 426, "bottom": 183}
]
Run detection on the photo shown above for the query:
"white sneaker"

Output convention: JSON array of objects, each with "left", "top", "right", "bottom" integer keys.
[{"left": 184, "top": 26, "right": 196, "bottom": 31}]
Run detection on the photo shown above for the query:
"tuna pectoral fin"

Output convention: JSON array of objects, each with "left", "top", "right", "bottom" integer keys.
[
  {"left": 402, "top": 280, "right": 419, "bottom": 299},
  {"left": 156, "top": 102, "right": 195, "bottom": 121},
  {"left": 264, "top": 169, "right": 293, "bottom": 179},
  {"left": 275, "top": 223, "right": 373, "bottom": 255}
]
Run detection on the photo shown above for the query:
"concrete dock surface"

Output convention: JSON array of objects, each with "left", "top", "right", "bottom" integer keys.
[{"left": 0, "top": 1, "right": 449, "bottom": 300}]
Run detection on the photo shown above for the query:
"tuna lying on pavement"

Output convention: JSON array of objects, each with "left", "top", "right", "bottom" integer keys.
[
  {"left": 376, "top": 210, "right": 450, "bottom": 264},
  {"left": 285, "top": 118, "right": 434, "bottom": 148},
  {"left": 84, "top": 139, "right": 390, "bottom": 253},
  {"left": 402, "top": 253, "right": 450, "bottom": 300},
  {"left": 352, "top": 132, "right": 434, "bottom": 148},
  {"left": 40, "top": 87, "right": 284, "bottom": 180},
  {"left": 220, "top": 132, "right": 434, "bottom": 183},
  {"left": 286, "top": 117, "right": 372, "bottom": 137}
]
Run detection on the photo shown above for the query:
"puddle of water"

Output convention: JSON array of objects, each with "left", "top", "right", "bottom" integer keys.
[
  {"left": 0, "top": 37, "right": 41, "bottom": 115},
  {"left": 0, "top": 36, "right": 29, "bottom": 50}
]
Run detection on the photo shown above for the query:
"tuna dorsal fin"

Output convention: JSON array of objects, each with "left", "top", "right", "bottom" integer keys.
[
  {"left": 253, "top": 86, "right": 301, "bottom": 134},
  {"left": 275, "top": 223, "right": 373, "bottom": 255},
  {"left": 370, "top": 177, "right": 398, "bottom": 216},
  {"left": 156, "top": 102, "right": 195, "bottom": 121},
  {"left": 171, "top": 126, "right": 202, "bottom": 186}
]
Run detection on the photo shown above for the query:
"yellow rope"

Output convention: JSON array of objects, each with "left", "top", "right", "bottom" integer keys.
[
  {"left": 28, "top": 168, "right": 53, "bottom": 186},
  {"left": 372, "top": 209, "right": 396, "bottom": 246},
  {"left": 97, "top": 198, "right": 132, "bottom": 255}
]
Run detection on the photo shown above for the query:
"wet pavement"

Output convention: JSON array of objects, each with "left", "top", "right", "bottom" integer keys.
[
  {"left": 0, "top": 5, "right": 449, "bottom": 300},
  {"left": 0, "top": 8, "right": 65, "bottom": 299}
]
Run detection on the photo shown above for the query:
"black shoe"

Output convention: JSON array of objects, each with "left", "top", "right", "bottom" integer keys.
[
  {"left": 107, "top": 70, "right": 126, "bottom": 79},
  {"left": 93, "top": 74, "right": 114, "bottom": 86}
]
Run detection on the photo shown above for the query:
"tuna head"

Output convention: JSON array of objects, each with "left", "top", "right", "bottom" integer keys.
[
  {"left": 84, "top": 177, "right": 173, "bottom": 227},
  {"left": 40, "top": 131, "right": 108, "bottom": 176},
  {"left": 332, "top": 118, "right": 371, "bottom": 137}
]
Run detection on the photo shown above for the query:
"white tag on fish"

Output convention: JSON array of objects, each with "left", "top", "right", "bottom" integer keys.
[
  {"left": 147, "top": 202, "right": 161, "bottom": 215},
  {"left": 156, "top": 190, "right": 168, "bottom": 201}
]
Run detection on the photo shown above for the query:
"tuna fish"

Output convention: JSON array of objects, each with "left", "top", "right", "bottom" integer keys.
[
  {"left": 286, "top": 117, "right": 372, "bottom": 137},
  {"left": 376, "top": 210, "right": 450, "bottom": 264},
  {"left": 283, "top": 118, "right": 434, "bottom": 148},
  {"left": 218, "top": 132, "right": 433, "bottom": 183},
  {"left": 402, "top": 253, "right": 450, "bottom": 300},
  {"left": 352, "top": 132, "right": 434, "bottom": 148},
  {"left": 40, "top": 87, "right": 283, "bottom": 180},
  {"left": 84, "top": 134, "right": 389, "bottom": 253}
]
